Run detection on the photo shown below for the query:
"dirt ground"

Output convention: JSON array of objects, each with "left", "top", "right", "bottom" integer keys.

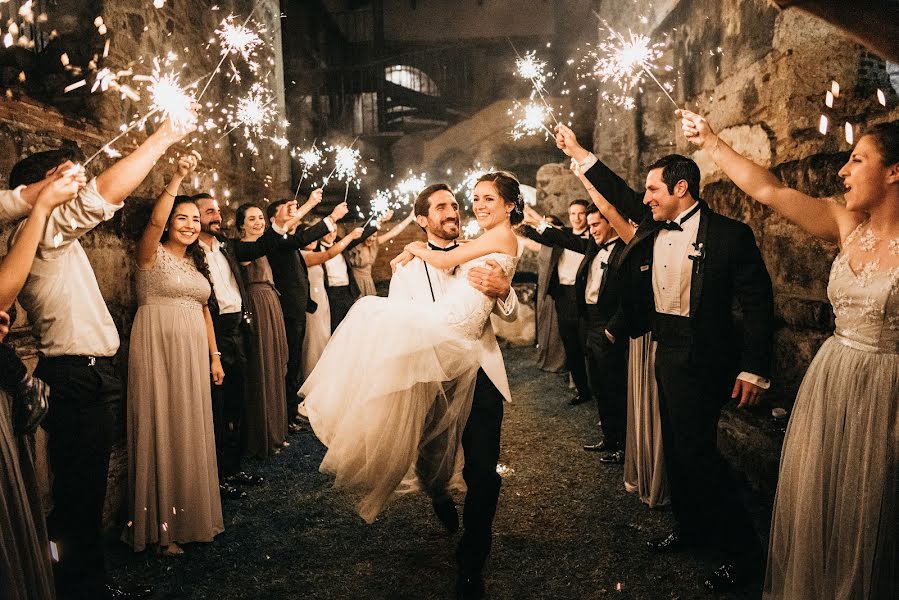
[{"left": 108, "top": 346, "right": 769, "bottom": 599}]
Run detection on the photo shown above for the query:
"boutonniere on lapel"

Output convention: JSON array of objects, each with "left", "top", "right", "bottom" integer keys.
[
  {"left": 688, "top": 242, "right": 705, "bottom": 273},
  {"left": 600, "top": 261, "right": 609, "bottom": 271}
]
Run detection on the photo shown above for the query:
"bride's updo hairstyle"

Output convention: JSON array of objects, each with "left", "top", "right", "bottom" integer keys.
[
  {"left": 476, "top": 171, "right": 525, "bottom": 225},
  {"left": 865, "top": 121, "right": 899, "bottom": 167}
]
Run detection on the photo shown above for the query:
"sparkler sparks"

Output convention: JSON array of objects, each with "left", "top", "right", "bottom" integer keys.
[
  {"left": 215, "top": 15, "right": 264, "bottom": 67},
  {"left": 586, "top": 23, "right": 678, "bottom": 110},
  {"left": 509, "top": 101, "right": 554, "bottom": 140},
  {"left": 142, "top": 58, "right": 196, "bottom": 125},
  {"left": 291, "top": 142, "right": 323, "bottom": 199},
  {"left": 462, "top": 220, "right": 482, "bottom": 239},
  {"left": 515, "top": 50, "right": 549, "bottom": 92}
]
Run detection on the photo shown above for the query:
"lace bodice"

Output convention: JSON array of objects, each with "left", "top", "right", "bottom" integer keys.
[
  {"left": 435, "top": 252, "right": 518, "bottom": 340},
  {"left": 136, "top": 245, "right": 211, "bottom": 309},
  {"left": 828, "top": 222, "right": 899, "bottom": 352}
]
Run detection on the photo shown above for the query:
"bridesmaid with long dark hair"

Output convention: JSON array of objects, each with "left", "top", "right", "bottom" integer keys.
[
  {"left": 125, "top": 153, "right": 224, "bottom": 555},
  {"left": 236, "top": 202, "right": 289, "bottom": 456}
]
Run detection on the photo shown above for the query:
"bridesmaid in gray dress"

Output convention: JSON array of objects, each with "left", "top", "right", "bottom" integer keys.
[
  {"left": 125, "top": 155, "right": 224, "bottom": 555},
  {"left": 236, "top": 203, "right": 288, "bottom": 456},
  {"left": 681, "top": 111, "right": 899, "bottom": 598},
  {"left": 531, "top": 215, "right": 566, "bottom": 372},
  {"left": 348, "top": 209, "right": 415, "bottom": 297}
]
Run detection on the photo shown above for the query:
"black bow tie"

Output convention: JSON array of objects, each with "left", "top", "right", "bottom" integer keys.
[
  {"left": 598, "top": 240, "right": 617, "bottom": 251},
  {"left": 661, "top": 203, "right": 701, "bottom": 232},
  {"left": 428, "top": 242, "right": 457, "bottom": 252}
]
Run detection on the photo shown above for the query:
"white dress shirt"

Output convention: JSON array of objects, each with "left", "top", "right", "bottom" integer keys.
[
  {"left": 321, "top": 241, "right": 350, "bottom": 286},
  {"left": 585, "top": 236, "right": 619, "bottom": 305},
  {"left": 0, "top": 186, "right": 30, "bottom": 224},
  {"left": 12, "top": 178, "right": 121, "bottom": 357},
  {"left": 653, "top": 202, "right": 700, "bottom": 316},
  {"left": 199, "top": 237, "right": 242, "bottom": 315}
]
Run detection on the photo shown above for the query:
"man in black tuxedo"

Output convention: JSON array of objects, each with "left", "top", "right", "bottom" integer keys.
[
  {"left": 521, "top": 199, "right": 592, "bottom": 406},
  {"left": 555, "top": 124, "right": 774, "bottom": 592},
  {"left": 235, "top": 197, "right": 349, "bottom": 426},
  {"left": 194, "top": 193, "right": 264, "bottom": 498},
  {"left": 525, "top": 204, "right": 629, "bottom": 463}
]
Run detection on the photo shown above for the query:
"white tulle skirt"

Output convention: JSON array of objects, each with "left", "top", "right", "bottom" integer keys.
[{"left": 300, "top": 295, "right": 482, "bottom": 523}]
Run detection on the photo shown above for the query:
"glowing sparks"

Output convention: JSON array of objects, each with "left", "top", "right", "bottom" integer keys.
[
  {"left": 296, "top": 146, "right": 323, "bottom": 170},
  {"left": 325, "top": 144, "right": 364, "bottom": 188},
  {"left": 825, "top": 90, "right": 834, "bottom": 108},
  {"left": 153, "top": 0, "right": 165, "bottom": 8},
  {"left": 818, "top": 114, "right": 829, "bottom": 135},
  {"left": 845, "top": 122, "right": 854, "bottom": 145},
  {"left": 395, "top": 173, "right": 427, "bottom": 199},
  {"left": 142, "top": 59, "right": 196, "bottom": 125},
  {"left": 877, "top": 89, "right": 887, "bottom": 106},
  {"left": 460, "top": 164, "right": 493, "bottom": 195},
  {"left": 586, "top": 24, "right": 677, "bottom": 110},
  {"left": 509, "top": 101, "right": 553, "bottom": 140},
  {"left": 515, "top": 50, "right": 549, "bottom": 91},
  {"left": 370, "top": 189, "right": 393, "bottom": 218},
  {"left": 215, "top": 14, "right": 264, "bottom": 70}
]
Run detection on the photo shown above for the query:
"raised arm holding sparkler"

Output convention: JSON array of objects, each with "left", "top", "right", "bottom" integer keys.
[{"left": 677, "top": 109, "right": 863, "bottom": 243}]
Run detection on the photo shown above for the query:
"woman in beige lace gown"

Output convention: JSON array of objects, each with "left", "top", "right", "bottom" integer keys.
[
  {"left": 681, "top": 111, "right": 899, "bottom": 598},
  {"left": 125, "top": 155, "right": 224, "bottom": 555}
]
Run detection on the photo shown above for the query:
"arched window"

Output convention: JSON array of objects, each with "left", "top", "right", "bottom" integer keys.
[{"left": 384, "top": 65, "right": 439, "bottom": 97}]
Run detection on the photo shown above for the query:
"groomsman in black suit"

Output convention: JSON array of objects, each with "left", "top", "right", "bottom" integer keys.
[
  {"left": 235, "top": 198, "right": 349, "bottom": 428},
  {"left": 195, "top": 193, "right": 264, "bottom": 498},
  {"left": 524, "top": 204, "right": 629, "bottom": 463},
  {"left": 555, "top": 125, "right": 774, "bottom": 592},
  {"left": 521, "top": 199, "right": 592, "bottom": 405}
]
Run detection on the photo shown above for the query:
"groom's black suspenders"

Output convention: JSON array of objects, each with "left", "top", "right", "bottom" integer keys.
[{"left": 424, "top": 264, "right": 436, "bottom": 302}]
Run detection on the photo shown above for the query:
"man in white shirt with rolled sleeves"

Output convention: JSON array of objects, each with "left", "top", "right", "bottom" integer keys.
[{"left": 7, "top": 116, "right": 196, "bottom": 600}]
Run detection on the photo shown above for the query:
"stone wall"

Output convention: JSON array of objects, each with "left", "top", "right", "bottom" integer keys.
[{"left": 0, "top": 0, "right": 290, "bottom": 527}]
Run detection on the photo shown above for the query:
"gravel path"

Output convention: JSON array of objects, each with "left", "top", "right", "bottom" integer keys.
[{"left": 109, "top": 346, "right": 767, "bottom": 599}]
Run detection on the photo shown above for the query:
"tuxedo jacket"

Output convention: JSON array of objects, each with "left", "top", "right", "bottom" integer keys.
[
  {"left": 533, "top": 225, "right": 629, "bottom": 340},
  {"left": 319, "top": 222, "right": 379, "bottom": 299},
  {"left": 583, "top": 159, "right": 775, "bottom": 378},
  {"left": 387, "top": 256, "right": 519, "bottom": 402},
  {"left": 234, "top": 219, "right": 331, "bottom": 321}
]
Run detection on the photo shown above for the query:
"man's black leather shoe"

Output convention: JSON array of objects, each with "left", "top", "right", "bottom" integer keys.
[
  {"left": 105, "top": 584, "right": 154, "bottom": 600},
  {"left": 432, "top": 498, "right": 459, "bottom": 533},
  {"left": 226, "top": 471, "right": 265, "bottom": 486},
  {"left": 599, "top": 449, "right": 624, "bottom": 464},
  {"left": 703, "top": 562, "right": 759, "bottom": 592},
  {"left": 646, "top": 531, "right": 687, "bottom": 553},
  {"left": 219, "top": 482, "right": 247, "bottom": 500},
  {"left": 568, "top": 394, "right": 589, "bottom": 406},
  {"left": 583, "top": 441, "right": 614, "bottom": 452},
  {"left": 456, "top": 574, "right": 485, "bottom": 600}
]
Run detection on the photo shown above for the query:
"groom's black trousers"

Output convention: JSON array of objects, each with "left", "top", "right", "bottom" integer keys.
[
  {"left": 653, "top": 314, "right": 761, "bottom": 563},
  {"left": 457, "top": 368, "right": 504, "bottom": 576}
]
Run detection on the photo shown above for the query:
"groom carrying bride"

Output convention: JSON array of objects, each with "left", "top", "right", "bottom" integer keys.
[{"left": 389, "top": 182, "right": 519, "bottom": 600}]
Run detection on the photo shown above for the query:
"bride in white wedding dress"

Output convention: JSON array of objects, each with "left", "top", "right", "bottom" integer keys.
[{"left": 301, "top": 173, "right": 523, "bottom": 523}]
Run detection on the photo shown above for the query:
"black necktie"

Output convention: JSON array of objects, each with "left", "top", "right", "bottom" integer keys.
[{"left": 428, "top": 242, "right": 457, "bottom": 252}]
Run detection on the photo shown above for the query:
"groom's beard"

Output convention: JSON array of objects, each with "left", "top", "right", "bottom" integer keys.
[{"left": 427, "top": 217, "right": 459, "bottom": 242}]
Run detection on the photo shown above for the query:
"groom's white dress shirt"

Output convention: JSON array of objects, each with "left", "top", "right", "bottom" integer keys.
[{"left": 388, "top": 242, "right": 518, "bottom": 402}]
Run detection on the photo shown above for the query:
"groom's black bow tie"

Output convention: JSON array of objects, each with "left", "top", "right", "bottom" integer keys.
[{"left": 427, "top": 242, "right": 457, "bottom": 252}]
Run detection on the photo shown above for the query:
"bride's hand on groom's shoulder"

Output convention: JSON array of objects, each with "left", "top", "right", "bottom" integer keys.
[
  {"left": 390, "top": 249, "right": 415, "bottom": 272},
  {"left": 404, "top": 241, "right": 427, "bottom": 256}
]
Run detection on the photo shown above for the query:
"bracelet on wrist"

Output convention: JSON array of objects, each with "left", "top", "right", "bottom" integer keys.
[
  {"left": 163, "top": 188, "right": 177, "bottom": 198},
  {"left": 211, "top": 351, "right": 222, "bottom": 357}
]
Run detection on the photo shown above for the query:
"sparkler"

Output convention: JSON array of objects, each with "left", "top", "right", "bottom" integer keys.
[
  {"left": 511, "top": 45, "right": 561, "bottom": 126},
  {"left": 197, "top": 4, "right": 266, "bottom": 101},
  {"left": 291, "top": 140, "right": 322, "bottom": 200},
  {"left": 321, "top": 138, "right": 361, "bottom": 190},
  {"left": 588, "top": 18, "right": 678, "bottom": 110},
  {"left": 509, "top": 101, "right": 555, "bottom": 140},
  {"left": 462, "top": 220, "right": 482, "bottom": 239}
]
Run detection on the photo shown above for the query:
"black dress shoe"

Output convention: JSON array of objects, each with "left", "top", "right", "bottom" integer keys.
[
  {"left": 105, "top": 583, "right": 154, "bottom": 600},
  {"left": 584, "top": 440, "right": 621, "bottom": 452},
  {"left": 599, "top": 449, "right": 624, "bottom": 464},
  {"left": 646, "top": 531, "right": 686, "bottom": 553},
  {"left": 226, "top": 471, "right": 265, "bottom": 487},
  {"left": 703, "top": 562, "right": 759, "bottom": 592},
  {"left": 456, "top": 574, "right": 485, "bottom": 600},
  {"left": 432, "top": 498, "right": 459, "bottom": 534},
  {"left": 219, "top": 482, "right": 247, "bottom": 500},
  {"left": 568, "top": 394, "right": 589, "bottom": 406}
]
